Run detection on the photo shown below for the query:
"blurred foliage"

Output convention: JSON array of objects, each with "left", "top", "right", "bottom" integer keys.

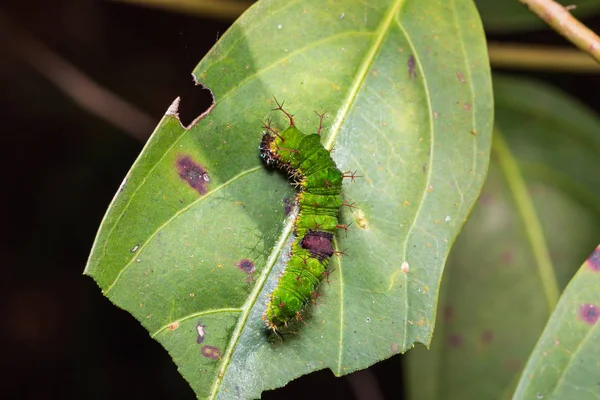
[
  {"left": 405, "top": 75, "right": 600, "bottom": 400},
  {"left": 513, "top": 245, "right": 600, "bottom": 399}
]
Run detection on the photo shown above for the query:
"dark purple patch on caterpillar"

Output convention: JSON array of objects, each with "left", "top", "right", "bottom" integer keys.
[
  {"left": 201, "top": 345, "right": 222, "bottom": 360},
  {"left": 586, "top": 246, "right": 600, "bottom": 271},
  {"left": 176, "top": 155, "right": 210, "bottom": 195},
  {"left": 196, "top": 322, "right": 206, "bottom": 344},
  {"left": 580, "top": 304, "right": 599, "bottom": 325},
  {"left": 447, "top": 333, "right": 463, "bottom": 348},
  {"left": 236, "top": 259, "right": 255, "bottom": 274},
  {"left": 301, "top": 231, "right": 334, "bottom": 259}
]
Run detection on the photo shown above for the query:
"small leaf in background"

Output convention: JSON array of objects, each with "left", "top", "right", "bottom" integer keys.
[
  {"left": 84, "top": 0, "right": 493, "bottom": 398},
  {"left": 474, "top": 0, "right": 600, "bottom": 32},
  {"left": 404, "top": 75, "right": 600, "bottom": 400},
  {"left": 513, "top": 245, "right": 600, "bottom": 399}
]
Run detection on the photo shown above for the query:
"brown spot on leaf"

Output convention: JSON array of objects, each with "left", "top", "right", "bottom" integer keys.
[
  {"left": 176, "top": 155, "right": 210, "bottom": 195},
  {"left": 580, "top": 304, "right": 599, "bottom": 325},
  {"left": 168, "top": 321, "right": 180, "bottom": 331},
  {"left": 201, "top": 345, "right": 222, "bottom": 360}
]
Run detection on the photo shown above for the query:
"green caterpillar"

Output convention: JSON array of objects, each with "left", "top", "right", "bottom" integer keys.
[{"left": 259, "top": 100, "right": 346, "bottom": 331}]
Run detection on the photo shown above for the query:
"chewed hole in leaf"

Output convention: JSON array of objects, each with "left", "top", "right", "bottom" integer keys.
[{"left": 167, "top": 77, "right": 215, "bottom": 129}]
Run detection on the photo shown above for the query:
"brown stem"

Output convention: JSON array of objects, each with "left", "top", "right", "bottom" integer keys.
[
  {"left": 488, "top": 42, "right": 600, "bottom": 72},
  {"left": 0, "top": 11, "right": 155, "bottom": 142},
  {"left": 518, "top": 0, "right": 600, "bottom": 64}
]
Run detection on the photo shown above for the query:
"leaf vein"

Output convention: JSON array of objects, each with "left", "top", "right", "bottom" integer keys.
[
  {"left": 216, "top": 31, "right": 374, "bottom": 106},
  {"left": 395, "top": 12, "right": 435, "bottom": 351},
  {"left": 104, "top": 166, "right": 262, "bottom": 294},
  {"left": 151, "top": 308, "right": 243, "bottom": 338}
]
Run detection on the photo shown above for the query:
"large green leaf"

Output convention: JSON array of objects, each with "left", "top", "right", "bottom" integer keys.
[
  {"left": 475, "top": 0, "right": 600, "bottom": 32},
  {"left": 84, "top": 0, "right": 492, "bottom": 398},
  {"left": 513, "top": 245, "right": 600, "bottom": 399},
  {"left": 405, "top": 75, "right": 600, "bottom": 399}
]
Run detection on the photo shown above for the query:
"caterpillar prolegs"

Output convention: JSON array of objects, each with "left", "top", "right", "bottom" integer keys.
[{"left": 259, "top": 100, "right": 347, "bottom": 331}]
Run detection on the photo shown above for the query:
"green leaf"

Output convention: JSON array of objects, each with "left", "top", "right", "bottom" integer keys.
[
  {"left": 404, "top": 75, "right": 600, "bottom": 400},
  {"left": 513, "top": 245, "right": 600, "bottom": 399},
  {"left": 84, "top": 0, "right": 492, "bottom": 398},
  {"left": 474, "top": 0, "right": 600, "bottom": 32}
]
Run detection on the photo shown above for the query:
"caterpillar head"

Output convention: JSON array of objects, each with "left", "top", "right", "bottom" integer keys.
[{"left": 259, "top": 132, "right": 278, "bottom": 167}]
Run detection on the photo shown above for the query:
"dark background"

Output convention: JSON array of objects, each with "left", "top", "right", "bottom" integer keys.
[{"left": 2, "top": 1, "right": 599, "bottom": 399}]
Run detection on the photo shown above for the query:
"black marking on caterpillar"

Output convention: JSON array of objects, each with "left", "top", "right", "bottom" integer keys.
[{"left": 260, "top": 98, "right": 355, "bottom": 331}]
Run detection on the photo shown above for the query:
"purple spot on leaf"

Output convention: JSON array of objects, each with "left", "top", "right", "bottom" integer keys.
[
  {"left": 481, "top": 330, "right": 494, "bottom": 344},
  {"left": 407, "top": 55, "right": 416, "bottom": 80},
  {"left": 177, "top": 155, "right": 210, "bottom": 195},
  {"left": 201, "top": 345, "right": 222, "bottom": 360},
  {"left": 443, "top": 305, "right": 454, "bottom": 323},
  {"left": 580, "top": 304, "right": 599, "bottom": 325},
  {"left": 447, "top": 333, "right": 463, "bottom": 348},
  {"left": 501, "top": 251, "right": 514, "bottom": 265},
  {"left": 586, "top": 246, "right": 600, "bottom": 272},
  {"left": 236, "top": 259, "right": 255, "bottom": 274}
]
